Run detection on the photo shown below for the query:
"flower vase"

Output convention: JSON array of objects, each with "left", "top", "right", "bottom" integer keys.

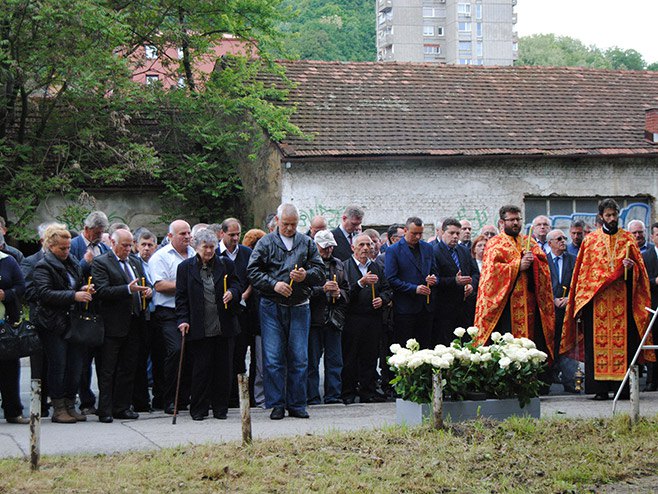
[{"left": 396, "top": 397, "right": 541, "bottom": 426}]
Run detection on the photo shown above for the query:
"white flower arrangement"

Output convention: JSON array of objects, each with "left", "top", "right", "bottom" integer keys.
[{"left": 388, "top": 328, "right": 548, "bottom": 406}]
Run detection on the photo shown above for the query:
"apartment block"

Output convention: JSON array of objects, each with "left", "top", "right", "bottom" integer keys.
[{"left": 376, "top": 0, "right": 518, "bottom": 65}]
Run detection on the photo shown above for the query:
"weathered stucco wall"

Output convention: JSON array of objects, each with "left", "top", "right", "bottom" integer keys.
[{"left": 280, "top": 156, "right": 658, "bottom": 232}]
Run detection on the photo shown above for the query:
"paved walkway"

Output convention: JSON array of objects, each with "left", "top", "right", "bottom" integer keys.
[{"left": 2, "top": 392, "right": 658, "bottom": 459}]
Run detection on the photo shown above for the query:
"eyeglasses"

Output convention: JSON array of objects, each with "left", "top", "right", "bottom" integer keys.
[{"left": 552, "top": 236, "right": 566, "bottom": 241}]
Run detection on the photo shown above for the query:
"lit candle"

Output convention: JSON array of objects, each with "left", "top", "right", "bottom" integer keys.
[
  {"left": 141, "top": 277, "right": 147, "bottom": 311},
  {"left": 369, "top": 271, "right": 375, "bottom": 300},
  {"left": 332, "top": 274, "right": 337, "bottom": 304},
  {"left": 426, "top": 282, "right": 430, "bottom": 304},
  {"left": 289, "top": 264, "right": 297, "bottom": 287},
  {"left": 85, "top": 276, "right": 92, "bottom": 310},
  {"left": 562, "top": 285, "right": 567, "bottom": 298},
  {"left": 525, "top": 226, "right": 533, "bottom": 252},
  {"left": 223, "top": 274, "right": 228, "bottom": 309}
]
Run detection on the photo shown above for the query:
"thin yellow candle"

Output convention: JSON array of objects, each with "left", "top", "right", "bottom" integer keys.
[
  {"left": 223, "top": 274, "right": 228, "bottom": 309},
  {"left": 141, "top": 277, "right": 147, "bottom": 311},
  {"left": 332, "top": 274, "right": 337, "bottom": 304},
  {"left": 426, "top": 282, "right": 430, "bottom": 304},
  {"left": 562, "top": 285, "right": 567, "bottom": 298},
  {"left": 289, "top": 264, "right": 297, "bottom": 287},
  {"left": 85, "top": 276, "right": 92, "bottom": 310},
  {"left": 624, "top": 244, "right": 630, "bottom": 281},
  {"left": 369, "top": 271, "right": 375, "bottom": 300},
  {"left": 525, "top": 226, "right": 533, "bottom": 252}
]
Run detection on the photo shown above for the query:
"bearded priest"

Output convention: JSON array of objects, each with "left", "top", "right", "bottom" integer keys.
[
  {"left": 474, "top": 205, "right": 556, "bottom": 369},
  {"left": 562, "top": 198, "right": 654, "bottom": 400}
]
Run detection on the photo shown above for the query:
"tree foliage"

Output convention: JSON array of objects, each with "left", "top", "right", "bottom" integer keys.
[
  {"left": 0, "top": 0, "right": 299, "bottom": 239},
  {"left": 517, "top": 34, "right": 653, "bottom": 71},
  {"left": 278, "top": 0, "right": 375, "bottom": 62}
]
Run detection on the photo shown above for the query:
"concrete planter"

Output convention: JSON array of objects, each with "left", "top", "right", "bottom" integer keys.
[{"left": 396, "top": 397, "right": 541, "bottom": 426}]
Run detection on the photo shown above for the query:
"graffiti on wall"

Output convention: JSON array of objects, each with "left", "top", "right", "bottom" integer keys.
[
  {"left": 455, "top": 206, "right": 490, "bottom": 231},
  {"left": 298, "top": 204, "right": 344, "bottom": 229}
]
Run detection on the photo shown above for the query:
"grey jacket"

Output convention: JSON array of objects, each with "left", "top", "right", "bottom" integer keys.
[{"left": 247, "top": 230, "right": 325, "bottom": 306}]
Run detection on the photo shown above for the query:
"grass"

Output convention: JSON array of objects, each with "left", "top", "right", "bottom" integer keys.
[{"left": 1, "top": 416, "right": 658, "bottom": 493}]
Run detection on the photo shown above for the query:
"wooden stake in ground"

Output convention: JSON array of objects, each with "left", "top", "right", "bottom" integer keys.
[
  {"left": 238, "top": 373, "right": 252, "bottom": 445},
  {"left": 30, "top": 379, "right": 41, "bottom": 471},
  {"left": 431, "top": 372, "right": 444, "bottom": 430}
]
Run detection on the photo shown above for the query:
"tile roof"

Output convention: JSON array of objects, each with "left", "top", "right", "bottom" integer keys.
[{"left": 259, "top": 60, "right": 658, "bottom": 159}]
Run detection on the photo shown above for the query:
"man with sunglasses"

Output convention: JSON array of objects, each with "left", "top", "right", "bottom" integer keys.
[{"left": 474, "top": 206, "right": 556, "bottom": 371}]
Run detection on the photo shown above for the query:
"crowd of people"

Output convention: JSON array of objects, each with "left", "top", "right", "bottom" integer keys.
[{"left": 0, "top": 197, "right": 656, "bottom": 423}]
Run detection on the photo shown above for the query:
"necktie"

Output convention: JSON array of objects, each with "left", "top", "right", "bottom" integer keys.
[
  {"left": 121, "top": 260, "right": 141, "bottom": 315},
  {"left": 554, "top": 256, "right": 562, "bottom": 284},
  {"left": 348, "top": 232, "right": 354, "bottom": 245},
  {"left": 449, "top": 248, "right": 461, "bottom": 270}
]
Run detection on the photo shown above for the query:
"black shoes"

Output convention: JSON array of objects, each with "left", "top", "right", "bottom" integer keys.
[
  {"left": 98, "top": 415, "right": 113, "bottom": 423},
  {"left": 213, "top": 409, "right": 228, "bottom": 420},
  {"left": 592, "top": 393, "right": 610, "bottom": 401},
  {"left": 342, "top": 396, "right": 356, "bottom": 405},
  {"left": 270, "top": 407, "right": 285, "bottom": 420},
  {"left": 114, "top": 409, "right": 139, "bottom": 420},
  {"left": 287, "top": 409, "right": 310, "bottom": 419}
]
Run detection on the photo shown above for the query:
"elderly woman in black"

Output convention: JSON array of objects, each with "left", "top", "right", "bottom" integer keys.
[
  {"left": 176, "top": 229, "right": 240, "bottom": 420},
  {"left": 33, "top": 224, "right": 94, "bottom": 423},
  {"left": 0, "top": 232, "right": 27, "bottom": 424}
]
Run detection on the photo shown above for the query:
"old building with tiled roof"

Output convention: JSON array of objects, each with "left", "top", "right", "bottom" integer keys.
[{"left": 242, "top": 60, "right": 658, "bottom": 232}]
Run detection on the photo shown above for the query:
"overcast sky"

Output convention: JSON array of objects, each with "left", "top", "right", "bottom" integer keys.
[{"left": 516, "top": 0, "right": 658, "bottom": 65}]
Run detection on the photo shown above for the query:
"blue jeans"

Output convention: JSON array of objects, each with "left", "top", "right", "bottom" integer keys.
[
  {"left": 307, "top": 325, "right": 342, "bottom": 403},
  {"left": 260, "top": 298, "right": 310, "bottom": 412},
  {"left": 41, "top": 330, "right": 85, "bottom": 401}
]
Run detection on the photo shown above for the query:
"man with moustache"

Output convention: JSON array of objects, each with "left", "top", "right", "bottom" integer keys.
[
  {"left": 475, "top": 206, "right": 555, "bottom": 367},
  {"left": 563, "top": 199, "right": 654, "bottom": 400},
  {"left": 343, "top": 233, "right": 392, "bottom": 404}
]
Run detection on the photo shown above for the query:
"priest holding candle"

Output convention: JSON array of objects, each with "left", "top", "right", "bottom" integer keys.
[
  {"left": 475, "top": 205, "right": 556, "bottom": 373},
  {"left": 562, "top": 198, "right": 654, "bottom": 400}
]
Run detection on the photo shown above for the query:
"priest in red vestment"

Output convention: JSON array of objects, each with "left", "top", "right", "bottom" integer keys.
[
  {"left": 475, "top": 205, "right": 556, "bottom": 362},
  {"left": 562, "top": 198, "right": 654, "bottom": 400}
]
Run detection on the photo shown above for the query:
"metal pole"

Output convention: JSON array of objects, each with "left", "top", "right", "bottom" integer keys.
[
  {"left": 172, "top": 333, "right": 186, "bottom": 425},
  {"left": 431, "top": 371, "right": 443, "bottom": 430},
  {"left": 629, "top": 365, "right": 640, "bottom": 425},
  {"left": 238, "top": 373, "right": 252, "bottom": 445},
  {"left": 30, "top": 379, "right": 41, "bottom": 471}
]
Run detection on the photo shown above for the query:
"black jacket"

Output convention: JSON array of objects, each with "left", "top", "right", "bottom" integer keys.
[
  {"left": 309, "top": 256, "right": 349, "bottom": 329},
  {"left": 91, "top": 251, "right": 150, "bottom": 338},
  {"left": 176, "top": 254, "right": 241, "bottom": 341},
  {"left": 247, "top": 230, "right": 324, "bottom": 306},
  {"left": 344, "top": 257, "right": 392, "bottom": 316},
  {"left": 33, "top": 252, "right": 84, "bottom": 335}
]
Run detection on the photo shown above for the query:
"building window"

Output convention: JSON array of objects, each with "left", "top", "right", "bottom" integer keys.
[
  {"left": 459, "top": 41, "right": 472, "bottom": 52},
  {"left": 423, "top": 25, "right": 435, "bottom": 36},
  {"left": 512, "top": 41, "right": 518, "bottom": 52},
  {"left": 437, "top": 26, "right": 444, "bottom": 36},
  {"left": 423, "top": 44, "right": 441, "bottom": 54},
  {"left": 423, "top": 7, "right": 436, "bottom": 17},
  {"left": 476, "top": 41, "right": 483, "bottom": 57},
  {"left": 475, "top": 4, "right": 482, "bottom": 19},
  {"left": 476, "top": 22, "right": 483, "bottom": 37},
  {"left": 458, "top": 22, "right": 471, "bottom": 32},
  {"left": 458, "top": 3, "right": 471, "bottom": 16},
  {"left": 144, "top": 45, "right": 158, "bottom": 60},
  {"left": 524, "top": 196, "right": 652, "bottom": 230},
  {"left": 459, "top": 58, "right": 472, "bottom": 65},
  {"left": 145, "top": 74, "right": 159, "bottom": 85}
]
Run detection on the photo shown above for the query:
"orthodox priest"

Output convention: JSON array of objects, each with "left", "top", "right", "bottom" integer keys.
[
  {"left": 562, "top": 198, "right": 654, "bottom": 400},
  {"left": 475, "top": 205, "right": 556, "bottom": 362}
]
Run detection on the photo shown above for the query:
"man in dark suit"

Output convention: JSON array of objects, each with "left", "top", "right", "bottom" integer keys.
[
  {"left": 547, "top": 229, "right": 578, "bottom": 393},
  {"left": 69, "top": 210, "right": 110, "bottom": 415},
  {"left": 330, "top": 205, "right": 364, "bottom": 261},
  {"left": 385, "top": 217, "right": 438, "bottom": 350},
  {"left": 343, "top": 233, "right": 392, "bottom": 404},
  {"left": 432, "top": 218, "right": 478, "bottom": 346},
  {"left": 217, "top": 218, "right": 254, "bottom": 407},
  {"left": 642, "top": 221, "right": 658, "bottom": 391},
  {"left": 92, "top": 229, "right": 151, "bottom": 422}
]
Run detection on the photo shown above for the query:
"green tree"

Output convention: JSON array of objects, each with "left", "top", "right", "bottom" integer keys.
[
  {"left": 604, "top": 47, "right": 646, "bottom": 70},
  {"left": 1, "top": 0, "right": 299, "bottom": 238},
  {"left": 516, "top": 34, "right": 609, "bottom": 68}
]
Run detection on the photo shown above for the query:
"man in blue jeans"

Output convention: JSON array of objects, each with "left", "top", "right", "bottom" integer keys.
[{"left": 247, "top": 203, "right": 324, "bottom": 420}]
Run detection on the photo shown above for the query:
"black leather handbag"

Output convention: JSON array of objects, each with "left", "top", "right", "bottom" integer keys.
[
  {"left": 66, "top": 309, "right": 104, "bottom": 347},
  {"left": 0, "top": 319, "right": 43, "bottom": 360}
]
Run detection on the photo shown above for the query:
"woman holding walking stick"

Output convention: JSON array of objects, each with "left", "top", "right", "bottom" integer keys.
[{"left": 175, "top": 229, "right": 240, "bottom": 421}]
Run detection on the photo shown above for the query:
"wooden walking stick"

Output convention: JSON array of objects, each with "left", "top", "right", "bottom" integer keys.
[{"left": 172, "top": 332, "right": 186, "bottom": 425}]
